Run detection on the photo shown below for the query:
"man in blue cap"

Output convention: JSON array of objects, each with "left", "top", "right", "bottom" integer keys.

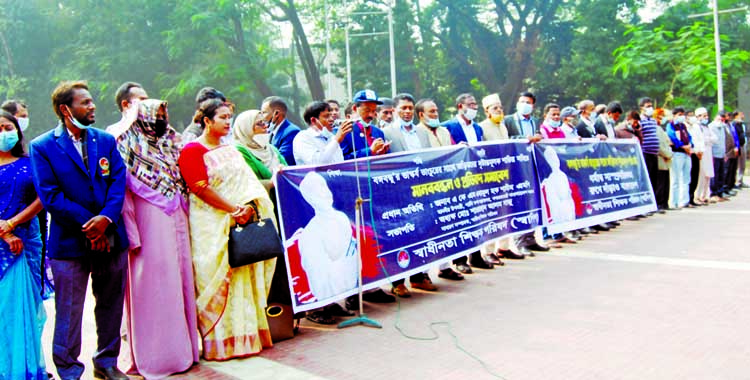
[{"left": 339, "top": 89, "right": 390, "bottom": 159}]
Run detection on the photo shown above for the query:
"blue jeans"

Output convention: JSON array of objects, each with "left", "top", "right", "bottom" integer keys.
[{"left": 669, "top": 151, "right": 692, "bottom": 207}]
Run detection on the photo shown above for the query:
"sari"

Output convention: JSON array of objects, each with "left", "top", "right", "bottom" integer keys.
[
  {"left": 179, "top": 142, "right": 276, "bottom": 360},
  {"left": 0, "top": 157, "right": 50, "bottom": 380}
]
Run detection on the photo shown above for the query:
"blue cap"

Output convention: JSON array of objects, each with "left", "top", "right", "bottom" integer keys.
[{"left": 353, "top": 89, "right": 383, "bottom": 105}]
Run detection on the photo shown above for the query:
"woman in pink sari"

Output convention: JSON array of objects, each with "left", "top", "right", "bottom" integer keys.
[{"left": 113, "top": 99, "right": 199, "bottom": 378}]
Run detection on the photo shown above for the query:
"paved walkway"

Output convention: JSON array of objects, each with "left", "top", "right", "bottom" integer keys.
[{"left": 43, "top": 189, "right": 750, "bottom": 380}]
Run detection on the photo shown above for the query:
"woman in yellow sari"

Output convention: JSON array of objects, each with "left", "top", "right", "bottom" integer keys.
[{"left": 178, "top": 98, "right": 276, "bottom": 360}]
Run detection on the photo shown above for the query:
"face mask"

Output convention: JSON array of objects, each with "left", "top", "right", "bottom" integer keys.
[
  {"left": 643, "top": 107, "right": 654, "bottom": 117},
  {"left": 490, "top": 113, "right": 504, "bottom": 124},
  {"left": 253, "top": 133, "right": 270, "bottom": 147},
  {"left": 153, "top": 119, "right": 168, "bottom": 137},
  {"left": 517, "top": 102, "right": 533, "bottom": 116},
  {"left": 425, "top": 117, "right": 440, "bottom": 128},
  {"left": 267, "top": 116, "right": 278, "bottom": 132},
  {"left": 65, "top": 106, "right": 91, "bottom": 129},
  {"left": 674, "top": 116, "right": 686, "bottom": 124},
  {"left": 688, "top": 116, "right": 698, "bottom": 125},
  {"left": 0, "top": 130, "right": 19, "bottom": 152},
  {"left": 463, "top": 108, "right": 477, "bottom": 121},
  {"left": 547, "top": 120, "right": 561, "bottom": 128},
  {"left": 17, "top": 117, "right": 29, "bottom": 132},
  {"left": 700, "top": 118, "right": 709, "bottom": 126}
]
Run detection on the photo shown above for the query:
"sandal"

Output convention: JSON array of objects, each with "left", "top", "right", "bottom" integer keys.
[
  {"left": 324, "top": 302, "right": 355, "bottom": 317},
  {"left": 306, "top": 310, "right": 336, "bottom": 325}
]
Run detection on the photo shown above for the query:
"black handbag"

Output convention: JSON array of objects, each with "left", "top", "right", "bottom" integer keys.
[{"left": 228, "top": 218, "right": 283, "bottom": 268}]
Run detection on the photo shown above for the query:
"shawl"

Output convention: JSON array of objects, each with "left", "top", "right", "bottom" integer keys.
[{"left": 116, "top": 99, "right": 185, "bottom": 200}]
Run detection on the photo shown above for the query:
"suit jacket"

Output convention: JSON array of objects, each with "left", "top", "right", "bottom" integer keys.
[
  {"left": 382, "top": 123, "right": 431, "bottom": 152},
  {"left": 443, "top": 117, "right": 484, "bottom": 143},
  {"left": 338, "top": 120, "right": 386, "bottom": 160},
  {"left": 576, "top": 120, "right": 597, "bottom": 138},
  {"left": 30, "top": 125, "right": 128, "bottom": 259},
  {"left": 271, "top": 119, "right": 302, "bottom": 166},
  {"left": 503, "top": 113, "right": 539, "bottom": 138}
]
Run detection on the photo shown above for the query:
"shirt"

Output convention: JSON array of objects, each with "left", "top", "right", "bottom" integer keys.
[
  {"left": 418, "top": 123, "right": 453, "bottom": 147},
  {"left": 639, "top": 116, "right": 660, "bottom": 155},
  {"left": 292, "top": 127, "right": 344, "bottom": 165},
  {"left": 457, "top": 115, "right": 479, "bottom": 143},
  {"left": 519, "top": 115, "right": 534, "bottom": 137},
  {"left": 66, "top": 127, "right": 85, "bottom": 159},
  {"left": 400, "top": 122, "right": 423, "bottom": 151}
]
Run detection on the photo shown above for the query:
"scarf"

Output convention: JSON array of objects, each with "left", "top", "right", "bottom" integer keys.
[
  {"left": 116, "top": 99, "right": 185, "bottom": 200},
  {"left": 232, "top": 110, "right": 281, "bottom": 171}
]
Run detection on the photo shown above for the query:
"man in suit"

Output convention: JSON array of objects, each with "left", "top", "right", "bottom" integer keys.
[
  {"left": 30, "top": 81, "right": 129, "bottom": 380},
  {"left": 338, "top": 89, "right": 390, "bottom": 160},
  {"left": 262, "top": 96, "right": 301, "bottom": 166},
  {"left": 441, "top": 93, "right": 494, "bottom": 273},
  {"left": 383, "top": 93, "right": 438, "bottom": 297},
  {"left": 593, "top": 101, "right": 623, "bottom": 139},
  {"left": 503, "top": 91, "right": 550, "bottom": 254}
]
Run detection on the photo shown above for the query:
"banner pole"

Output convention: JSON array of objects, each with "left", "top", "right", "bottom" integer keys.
[{"left": 338, "top": 197, "right": 382, "bottom": 329}]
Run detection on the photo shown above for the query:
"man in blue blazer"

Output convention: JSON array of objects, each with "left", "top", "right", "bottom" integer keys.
[
  {"left": 339, "top": 89, "right": 390, "bottom": 160},
  {"left": 262, "top": 96, "right": 301, "bottom": 166},
  {"left": 441, "top": 93, "right": 495, "bottom": 273},
  {"left": 30, "top": 81, "right": 129, "bottom": 380}
]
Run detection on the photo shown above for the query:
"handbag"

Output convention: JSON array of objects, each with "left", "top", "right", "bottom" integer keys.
[{"left": 228, "top": 218, "right": 283, "bottom": 268}]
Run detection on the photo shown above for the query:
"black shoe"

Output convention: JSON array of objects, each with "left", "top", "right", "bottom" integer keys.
[
  {"left": 469, "top": 257, "right": 494, "bottom": 269},
  {"left": 438, "top": 268, "right": 464, "bottom": 281},
  {"left": 484, "top": 253, "right": 503, "bottom": 266},
  {"left": 93, "top": 366, "right": 129, "bottom": 380},
  {"left": 497, "top": 248, "right": 524, "bottom": 260},
  {"left": 656, "top": 208, "right": 667, "bottom": 214},
  {"left": 361, "top": 288, "right": 396, "bottom": 303},
  {"left": 604, "top": 222, "right": 618, "bottom": 228},
  {"left": 306, "top": 309, "right": 336, "bottom": 325},
  {"left": 325, "top": 302, "right": 355, "bottom": 317},
  {"left": 345, "top": 295, "right": 359, "bottom": 311},
  {"left": 592, "top": 224, "right": 610, "bottom": 232},
  {"left": 609, "top": 221, "right": 621, "bottom": 226},
  {"left": 455, "top": 263, "right": 473, "bottom": 274},
  {"left": 527, "top": 243, "right": 550, "bottom": 252}
]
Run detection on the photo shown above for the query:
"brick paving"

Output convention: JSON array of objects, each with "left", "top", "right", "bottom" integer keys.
[{"left": 43, "top": 189, "right": 750, "bottom": 380}]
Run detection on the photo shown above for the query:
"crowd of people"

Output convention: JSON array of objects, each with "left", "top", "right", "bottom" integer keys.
[{"left": 0, "top": 80, "right": 747, "bottom": 380}]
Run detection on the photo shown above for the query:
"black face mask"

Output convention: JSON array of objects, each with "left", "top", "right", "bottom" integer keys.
[{"left": 154, "top": 119, "right": 168, "bottom": 137}]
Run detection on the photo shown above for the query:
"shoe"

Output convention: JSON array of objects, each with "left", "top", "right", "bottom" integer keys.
[
  {"left": 604, "top": 222, "right": 618, "bottom": 228},
  {"left": 666, "top": 207, "right": 681, "bottom": 211},
  {"left": 518, "top": 247, "right": 533, "bottom": 257},
  {"left": 581, "top": 227, "right": 598, "bottom": 234},
  {"left": 555, "top": 236, "right": 577, "bottom": 244},
  {"left": 391, "top": 284, "right": 411, "bottom": 298},
  {"left": 93, "top": 366, "right": 128, "bottom": 380},
  {"left": 625, "top": 216, "right": 639, "bottom": 221},
  {"left": 411, "top": 277, "right": 438, "bottom": 291},
  {"left": 718, "top": 196, "right": 729, "bottom": 202},
  {"left": 497, "top": 248, "right": 524, "bottom": 260},
  {"left": 362, "top": 289, "right": 396, "bottom": 303},
  {"left": 527, "top": 243, "right": 550, "bottom": 252},
  {"left": 345, "top": 295, "right": 359, "bottom": 311},
  {"left": 609, "top": 221, "right": 621, "bottom": 226},
  {"left": 438, "top": 268, "right": 464, "bottom": 281},
  {"left": 455, "top": 263, "right": 473, "bottom": 274},
  {"left": 469, "top": 257, "right": 494, "bottom": 269},
  {"left": 685, "top": 203, "right": 696, "bottom": 208},
  {"left": 306, "top": 309, "right": 336, "bottom": 325},
  {"left": 656, "top": 208, "right": 667, "bottom": 214},
  {"left": 325, "top": 302, "right": 355, "bottom": 317},
  {"left": 592, "top": 224, "right": 610, "bottom": 232},
  {"left": 484, "top": 253, "right": 503, "bottom": 266}
]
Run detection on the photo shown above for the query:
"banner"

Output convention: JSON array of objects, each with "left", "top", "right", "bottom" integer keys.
[
  {"left": 534, "top": 140, "right": 657, "bottom": 234},
  {"left": 275, "top": 142, "right": 542, "bottom": 312}
]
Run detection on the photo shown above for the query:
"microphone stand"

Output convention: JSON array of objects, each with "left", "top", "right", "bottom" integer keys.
[{"left": 338, "top": 121, "right": 382, "bottom": 329}]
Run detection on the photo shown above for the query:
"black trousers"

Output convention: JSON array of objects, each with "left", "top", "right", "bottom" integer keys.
[
  {"left": 711, "top": 157, "right": 726, "bottom": 196},
  {"left": 655, "top": 169, "right": 670, "bottom": 209},
  {"left": 725, "top": 157, "right": 738, "bottom": 191},
  {"left": 50, "top": 251, "right": 127, "bottom": 380},
  {"left": 689, "top": 153, "right": 700, "bottom": 204},
  {"left": 644, "top": 153, "right": 659, "bottom": 197}
]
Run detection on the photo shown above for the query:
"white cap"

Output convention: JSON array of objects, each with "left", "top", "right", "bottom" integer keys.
[{"left": 482, "top": 93, "right": 501, "bottom": 109}]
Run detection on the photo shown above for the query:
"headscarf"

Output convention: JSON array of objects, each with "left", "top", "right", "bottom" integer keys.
[
  {"left": 232, "top": 110, "right": 282, "bottom": 171},
  {"left": 116, "top": 99, "right": 186, "bottom": 201}
]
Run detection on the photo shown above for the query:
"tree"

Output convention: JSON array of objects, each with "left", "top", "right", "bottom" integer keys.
[{"left": 613, "top": 22, "right": 750, "bottom": 109}]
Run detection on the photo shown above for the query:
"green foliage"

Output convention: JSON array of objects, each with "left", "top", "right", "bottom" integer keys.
[{"left": 614, "top": 21, "right": 750, "bottom": 109}]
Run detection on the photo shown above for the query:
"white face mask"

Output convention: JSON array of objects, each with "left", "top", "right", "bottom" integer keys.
[
  {"left": 17, "top": 117, "right": 29, "bottom": 132},
  {"left": 425, "top": 117, "right": 440, "bottom": 128},
  {"left": 517, "top": 102, "right": 533, "bottom": 116},
  {"left": 253, "top": 133, "right": 270, "bottom": 147},
  {"left": 463, "top": 107, "right": 477, "bottom": 121},
  {"left": 643, "top": 107, "right": 654, "bottom": 117},
  {"left": 65, "top": 106, "right": 91, "bottom": 130}
]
